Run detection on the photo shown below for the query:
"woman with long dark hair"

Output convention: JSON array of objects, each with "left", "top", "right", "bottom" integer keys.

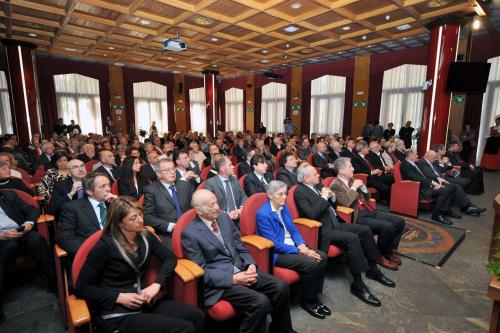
[
  {"left": 74, "top": 197, "right": 204, "bottom": 333},
  {"left": 118, "top": 156, "right": 147, "bottom": 199}
]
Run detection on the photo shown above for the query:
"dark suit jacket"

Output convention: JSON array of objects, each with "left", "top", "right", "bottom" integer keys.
[
  {"left": 276, "top": 167, "right": 298, "bottom": 189},
  {"left": 366, "top": 151, "right": 387, "bottom": 170},
  {"left": 340, "top": 149, "right": 354, "bottom": 158},
  {"left": 351, "top": 153, "right": 372, "bottom": 175},
  {"left": 394, "top": 149, "right": 405, "bottom": 162},
  {"left": 0, "top": 178, "right": 34, "bottom": 195},
  {"left": 140, "top": 163, "right": 157, "bottom": 183},
  {"left": 37, "top": 154, "right": 51, "bottom": 171},
  {"left": 95, "top": 165, "right": 121, "bottom": 184},
  {"left": 57, "top": 198, "right": 105, "bottom": 257},
  {"left": 312, "top": 153, "right": 336, "bottom": 178},
  {"left": 0, "top": 190, "right": 39, "bottom": 225},
  {"left": 294, "top": 183, "right": 339, "bottom": 252},
  {"left": 175, "top": 161, "right": 201, "bottom": 189},
  {"left": 143, "top": 180, "right": 193, "bottom": 235},
  {"left": 445, "top": 151, "right": 469, "bottom": 170},
  {"left": 49, "top": 177, "right": 78, "bottom": 216},
  {"left": 76, "top": 153, "right": 92, "bottom": 164},
  {"left": 416, "top": 159, "right": 441, "bottom": 181},
  {"left": 400, "top": 160, "right": 433, "bottom": 199},
  {"left": 270, "top": 144, "right": 283, "bottom": 156},
  {"left": 237, "top": 161, "right": 252, "bottom": 178},
  {"left": 243, "top": 172, "right": 273, "bottom": 197},
  {"left": 181, "top": 213, "right": 256, "bottom": 306},
  {"left": 117, "top": 176, "right": 146, "bottom": 200},
  {"left": 204, "top": 175, "right": 248, "bottom": 212},
  {"left": 233, "top": 145, "right": 246, "bottom": 163}
]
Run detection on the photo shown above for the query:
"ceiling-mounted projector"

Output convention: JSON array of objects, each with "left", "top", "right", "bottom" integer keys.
[{"left": 163, "top": 36, "right": 187, "bottom": 52}]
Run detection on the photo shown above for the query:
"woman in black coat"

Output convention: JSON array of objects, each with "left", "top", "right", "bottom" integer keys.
[
  {"left": 117, "top": 157, "right": 147, "bottom": 199},
  {"left": 74, "top": 197, "right": 204, "bottom": 333}
]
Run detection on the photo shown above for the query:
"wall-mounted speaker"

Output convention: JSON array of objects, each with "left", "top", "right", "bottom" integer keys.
[{"left": 178, "top": 82, "right": 184, "bottom": 94}]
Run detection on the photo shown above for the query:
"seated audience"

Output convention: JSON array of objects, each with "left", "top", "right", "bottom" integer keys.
[
  {"left": 329, "top": 141, "right": 343, "bottom": 160},
  {"left": 182, "top": 189, "right": 295, "bottom": 333},
  {"left": 233, "top": 138, "right": 247, "bottom": 163},
  {"left": 77, "top": 143, "right": 96, "bottom": 164},
  {"left": 203, "top": 144, "right": 220, "bottom": 167},
  {"left": 57, "top": 172, "right": 117, "bottom": 258},
  {"left": 143, "top": 159, "right": 193, "bottom": 247},
  {"left": 36, "top": 141, "right": 55, "bottom": 171},
  {"left": 331, "top": 157, "right": 404, "bottom": 269},
  {"left": 37, "top": 151, "right": 70, "bottom": 199},
  {"left": 96, "top": 149, "right": 121, "bottom": 184},
  {"left": 237, "top": 149, "right": 255, "bottom": 178},
  {"left": 49, "top": 159, "right": 87, "bottom": 216},
  {"left": 0, "top": 161, "right": 34, "bottom": 195},
  {"left": 140, "top": 150, "right": 159, "bottom": 184},
  {"left": 298, "top": 138, "right": 312, "bottom": 161},
  {"left": 312, "top": 142, "right": 336, "bottom": 179},
  {"left": 0, "top": 153, "right": 22, "bottom": 179},
  {"left": 366, "top": 141, "right": 394, "bottom": 173},
  {"left": 174, "top": 150, "right": 201, "bottom": 189},
  {"left": 243, "top": 154, "right": 273, "bottom": 197},
  {"left": 74, "top": 197, "right": 204, "bottom": 333},
  {"left": 393, "top": 139, "right": 406, "bottom": 162},
  {"left": 431, "top": 144, "right": 471, "bottom": 189},
  {"left": 118, "top": 156, "right": 146, "bottom": 200},
  {"left": 257, "top": 180, "right": 330, "bottom": 319},
  {"left": 445, "top": 141, "right": 484, "bottom": 195},
  {"left": 189, "top": 141, "right": 206, "bottom": 168},
  {"left": 276, "top": 152, "right": 299, "bottom": 189}
]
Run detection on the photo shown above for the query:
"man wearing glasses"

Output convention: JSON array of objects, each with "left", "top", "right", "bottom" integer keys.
[{"left": 49, "top": 159, "right": 87, "bottom": 216}]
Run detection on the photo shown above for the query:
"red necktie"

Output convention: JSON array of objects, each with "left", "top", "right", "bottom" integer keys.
[{"left": 211, "top": 221, "right": 219, "bottom": 233}]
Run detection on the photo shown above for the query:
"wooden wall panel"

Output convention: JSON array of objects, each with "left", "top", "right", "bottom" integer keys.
[
  {"left": 290, "top": 66, "right": 302, "bottom": 135},
  {"left": 448, "top": 37, "right": 468, "bottom": 136},
  {"left": 174, "top": 73, "right": 187, "bottom": 132},
  {"left": 108, "top": 65, "right": 126, "bottom": 134},
  {"left": 245, "top": 74, "right": 254, "bottom": 133},
  {"left": 351, "top": 55, "right": 371, "bottom": 138}
]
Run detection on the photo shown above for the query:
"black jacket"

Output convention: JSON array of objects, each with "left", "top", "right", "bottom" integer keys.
[
  {"left": 233, "top": 146, "right": 247, "bottom": 163},
  {"left": 0, "top": 189, "right": 39, "bottom": 225},
  {"left": 117, "top": 176, "right": 146, "bottom": 200},
  {"left": 276, "top": 167, "right": 298, "bottom": 189},
  {"left": 140, "top": 163, "right": 157, "bottom": 184},
  {"left": 0, "top": 178, "right": 34, "bottom": 195},
  {"left": 49, "top": 177, "right": 78, "bottom": 216},
  {"left": 243, "top": 172, "right": 273, "bottom": 197},
  {"left": 237, "top": 161, "right": 252, "bottom": 178},
  {"left": 312, "top": 153, "right": 336, "bottom": 178},
  {"left": 366, "top": 151, "right": 387, "bottom": 171},
  {"left": 351, "top": 153, "right": 372, "bottom": 175},
  {"left": 416, "top": 159, "right": 441, "bottom": 181},
  {"left": 394, "top": 149, "right": 405, "bottom": 162},
  {"left": 400, "top": 160, "right": 433, "bottom": 198},
  {"left": 95, "top": 165, "right": 121, "bottom": 184}
]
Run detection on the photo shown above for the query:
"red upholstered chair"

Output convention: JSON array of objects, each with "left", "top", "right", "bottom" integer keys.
[
  {"left": 32, "top": 164, "right": 46, "bottom": 184},
  {"left": 15, "top": 168, "right": 34, "bottom": 189},
  {"left": 84, "top": 160, "right": 99, "bottom": 174},
  {"left": 137, "top": 195, "right": 144, "bottom": 206},
  {"left": 353, "top": 173, "right": 379, "bottom": 200},
  {"left": 321, "top": 176, "right": 335, "bottom": 187},
  {"left": 306, "top": 153, "right": 322, "bottom": 179},
  {"left": 229, "top": 145, "right": 235, "bottom": 157},
  {"left": 172, "top": 210, "right": 237, "bottom": 322},
  {"left": 239, "top": 193, "right": 301, "bottom": 285},
  {"left": 233, "top": 163, "right": 239, "bottom": 179},
  {"left": 238, "top": 174, "right": 247, "bottom": 189},
  {"left": 275, "top": 150, "right": 285, "bottom": 170},
  {"left": 110, "top": 181, "right": 119, "bottom": 195},
  {"left": 67, "top": 230, "right": 201, "bottom": 333},
  {"left": 230, "top": 155, "right": 238, "bottom": 167},
  {"left": 198, "top": 181, "right": 206, "bottom": 189},
  {"left": 389, "top": 161, "right": 433, "bottom": 217},
  {"left": 200, "top": 166, "right": 212, "bottom": 181}
]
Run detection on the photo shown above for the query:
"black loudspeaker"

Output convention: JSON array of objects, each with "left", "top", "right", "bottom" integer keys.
[{"left": 178, "top": 82, "right": 184, "bottom": 94}]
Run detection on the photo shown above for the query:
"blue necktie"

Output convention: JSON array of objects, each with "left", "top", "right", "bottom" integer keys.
[
  {"left": 169, "top": 185, "right": 183, "bottom": 219},
  {"left": 77, "top": 189, "right": 84, "bottom": 199}
]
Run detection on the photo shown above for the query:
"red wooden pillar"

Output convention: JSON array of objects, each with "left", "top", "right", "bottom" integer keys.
[
  {"left": 1, "top": 39, "right": 40, "bottom": 146},
  {"left": 202, "top": 70, "right": 219, "bottom": 137},
  {"left": 418, "top": 20, "right": 461, "bottom": 156}
]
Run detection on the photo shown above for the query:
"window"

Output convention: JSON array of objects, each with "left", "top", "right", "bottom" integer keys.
[
  {"left": 310, "top": 75, "right": 346, "bottom": 135},
  {"left": 189, "top": 87, "right": 206, "bottom": 134},
  {"left": 379, "top": 64, "right": 426, "bottom": 145},
  {"left": 225, "top": 88, "right": 243, "bottom": 131},
  {"left": 133, "top": 81, "right": 168, "bottom": 135},
  {"left": 0, "top": 71, "right": 13, "bottom": 135},
  {"left": 54, "top": 73, "right": 102, "bottom": 134},
  {"left": 477, "top": 56, "right": 500, "bottom": 162},
  {"left": 261, "top": 82, "right": 286, "bottom": 133}
]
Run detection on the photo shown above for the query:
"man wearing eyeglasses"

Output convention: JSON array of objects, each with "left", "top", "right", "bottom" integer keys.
[
  {"left": 143, "top": 158, "right": 193, "bottom": 247},
  {"left": 49, "top": 159, "right": 87, "bottom": 216}
]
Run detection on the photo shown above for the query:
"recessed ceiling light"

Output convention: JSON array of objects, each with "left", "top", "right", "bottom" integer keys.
[
  {"left": 367, "top": 45, "right": 372, "bottom": 48},
  {"left": 283, "top": 26, "right": 299, "bottom": 33},
  {"left": 211, "top": 37, "right": 219, "bottom": 42},
  {"left": 473, "top": 19, "right": 480, "bottom": 30},
  {"left": 212, "top": 64, "right": 218, "bottom": 67},
  {"left": 108, "top": 46, "right": 115, "bottom": 50},
  {"left": 64, "top": 48, "right": 76, "bottom": 52},
  {"left": 361, "top": 35, "right": 367, "bottom": 40},
  {"left": 172, "top": 70, "right": 181, "bottom": 73},
  {"left": 385, "top": 15, "right": 391, "bottom": 21},
  {"left": 291, "top": 2, "right": 302, "bottom": 9},
  {"left": 194, "top": 16, "right": 214, "bottom": 26},
  {"left": 282, "top": 54, "right": 288, "bottom": 58},
  {"left": 140, "top": 19, "right": 151, "bottom": 25},
  {"left": 114, "top": 62, "right": 125, "bottom": 66},
  {"left": 301, "top": 48, "right": 314, "bottom": 54},
  {"left": 262, "top": 50, "right": 268, "bottom": 54},
  {"left": 401, "top": 37, "right": 407, "bottom": 40},
  {"left": 396, "top": 24, "right": 412, "bottom": 31},
  {"left": 338, "top": 51, "right": 343, "bottom": 54},
  {"left": 103, "top": 53, "right": 107, "bottom": 56},
  {"left": 342, "top": 26, "right": 351, "bottom": 31},
  {"left": 285, "top": 43, "right": 290, "bottom": 48},
  {"left": 28, "top": 33, "right": 37, "bottom": 37},
  {"left": 260, "top": 59, "right": 270, "bottom": 63}
]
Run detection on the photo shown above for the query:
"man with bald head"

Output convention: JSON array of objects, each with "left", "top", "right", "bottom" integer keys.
[
  {"left": 416, "top": 150, "right": 484, "bottom": 216},
  {"left": 312, "top": 142, "right": 336, "bottom": 178},
  {"left": 49, "top": 159, "right": 87, "bottom": 216},
  {"left": 182, "top": 189, "right": 295, "bottom": 333}
]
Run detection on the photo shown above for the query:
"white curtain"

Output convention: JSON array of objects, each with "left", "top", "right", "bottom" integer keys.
[
  {"left": 54, "top": 73, "right": 102, "bottom": 134},
  {"left": 225, "top": 88, "right": 243, "bottom": 132},
  {"left": 0, "top": 71, "right": 13, "bottom": 135},
  {"left": 310, "top": 75, "right": 346, "bottom": 135},
  {"left": 477, "top": 56, "right": 500, "bottom": 163},
  {"left": 190, "top": 87, "right": 206, "bottom": 134},
  {"left": 133, "top": 81, "right": 168, "bottom": 135},
  {"left": 261, "top": 82, "right": 286, "bottom": 133},
  {"left": 379, "top": 64, "right": 427, "bottom": 143}
]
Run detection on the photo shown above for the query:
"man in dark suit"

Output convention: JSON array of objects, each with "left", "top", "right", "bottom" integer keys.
[
  {"left": 35, "top": 141, "right": 54, "bottom": 171},
  {"left": 340, "top": 139, "right": 356, "bottom": 158},
  {"left": 174, "top": 150, "right": 201, "bottom": 189},
  {"left": 351, "top": 141, "right": 393, "bottom": 201},
  {"left": 233, "top": 138, "right": 247, "bottom": 163},
  {"left": 366, "top": 141, "right": 394, "bottom": 173},
  {"left": 76, "top": 143, "right": 96, "bottom": 164},
  {"left": 216, "top": 139, "right": 230, "bottom": 156},
  {"left": 294, "top": 163, "right": 395, "bottom": 307},
  {"left": 143, "top": 159, "right": 193, "bottom": 247},
  {"left": 400, "top": 149, "right": 456, "bottom": 225},
  {"left": 0, "top": 190, "right": 54, "bottom": 324},
  {"left": 417, "top": 150, "right": 484, "bottom": 216},
  {"left": 237, "top": 149, "right": 254, "bottom": 178},
  {"left": 243, "top": 154, "right": 273, "bottom": 196},
  {"left": 393, "top": 140, "right": 406, "bottom": 162},
  {"left": 49, "top": 159, "right": 87, "bottom": 216},
  {"left": 270, "top": 137, "right": 284, "bottom": 156},
  {"left": 383, "top": 123, "right": 396, "bottom": 140},
  {"left": 312, "top": 143, "right": 336, "bottom": 179},
  {"left": 276, "top": 152, "right": 298, "bottom": 189},
  {"left": 95, "top": 149, "right": 121, "bottom": 184},
  {"left": 182, "top": 189, "right": 295, "bottom": 333},
  {"left": 331, "top": 158, "right": 403, "bottom": 270},
  {"left": 445, "top": 141, "right": 484, "bottom": 195},
  {"left": 329, "top": 141, "right": 343, "bottom": 160},
  {"left": 204, "top": 156, "right": 247, "bottom": 226},
  {"left": 431, "top": 144, "right": 471, "bottom": 189},
  {"left": 203, "top": 144, "right": 220, "bottom": 168},
  {"left": 298, "top": 138, "right": 313, "bottom": 161},
  {"left": 140, "top": 150, "right": 159, "bottom": 184},
  {"left": 57, "top": 172, "right": 118, "bottom": 258}
]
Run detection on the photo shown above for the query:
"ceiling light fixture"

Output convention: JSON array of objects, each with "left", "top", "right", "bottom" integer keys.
[
  {"left": 262, "top": 50, "right": 269, "bottom": 54},
  {"left": 64, "top": 48, "right": 76, "bottom": 52},
  {"left": 472, "top": 18, "right": 480, "bottom": 30},
  {"left": 361, "top": 35, "right": 367, "bottom": 40},
  {"left": 291, "top": 2, "right": 302, "bottom": 9},
  {"left": 28, "top": 33, "right": 37, "bottom": 37},
  {"left": 284, "top": 26, "right": 299, "bottom": 33},
  {"left": 108, "top": 46, "right": 115, "bottom": 50},
  {"left": 342, "top": 26, "right": 351, "bottom": 31},
  {"left": 285, "top": 43, "right": 290, "bottom": 48},
  {"left": 260, "top": 59, "right": 270, "bottom": 63},
  {"left": 194, "top": 16, "right": 214, "bottom": 26},
  {"left": 114, "top": 62, "right": 125, "bottom": 66},
  {"left": 103, "top": 53, "right": 107, "bottom": 56},
  {"left": 385, "top": 15, "right": 391, "bottom": 21},
  {"left": 211, "top": 37, "right": 219, "bottom": 42},
  {"left": 396, "top": 24, "right": 411, "bottom": 31},
  {"left": 140, "top": 19, "right": 151, "bottom": 25}
]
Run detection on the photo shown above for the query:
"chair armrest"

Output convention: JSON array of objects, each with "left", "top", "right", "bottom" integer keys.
[
  {"left": 145, "top": 226, "right": 155, "bottom": 234},
  {"left": 178, "top": 259, "right": 204, "bottom": 278},
  {"left": 241, "top": 235, "right": 274, "bottom": 250},
  {"left": 337, "top": 206, "right": 354, "bottom": 215},
  {"left": 293, "top": 218, "right": 322, "bottom": 228},
  {"left": 55, "top": 244, "right": 67, "bottom": 258},
  {"left": 66, "top": 295, "right": 90, "bottom": 328},
  {"left": 37, "top": 214, "right": 55, "bottom": 224},
  {"left": 174, "top": 262, "right": 196, "bottom": 283}
]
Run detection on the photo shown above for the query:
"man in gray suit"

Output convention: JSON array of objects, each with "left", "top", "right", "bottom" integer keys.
[
  {"left": 181, "top": 189, "right": 295, "bottom": 333},
  {"left": 143, "top": 159, "right": 193, "bottom": 247},
  {"left": 204, "top": 155, "right": 247, "bottom": 225}
]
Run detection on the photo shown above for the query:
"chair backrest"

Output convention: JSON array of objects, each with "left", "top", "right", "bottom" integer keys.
[
  {"left": 240, "top": 193, "right": 268, "bottom": 236},
  {"left": 137, "top": 195, "right": 144, "bottom": 205},
  {"left": 393, "top": 161, "right": 403, "bottom": 182},
  {"left": 230, "top": 155, "right": 238, "bottom": 167},
  {"left": 0, "top": 188, "right": 37, "bottom": 207},
  {"left": 32, "top": 165, "right": 46, "bottom": 183},
  {"left": 238, "top": 174, "right": 247, "bottom": 189},
  {"left": 72, "top": 230, "right": 103, "bottom": 283},
  {"left": 16, "top": 167, "right": 33, "bottom": 186},
  {"left": 233, "top": 163, "right": 239, "bottom": 179},
  {"left": 285, "top": 185, "right": 300, "bottom": 219},
  {"left": 353, "top": 173, "right": 368, "bottom": 185},
  {"left": 171, "top": 209, "right": 197, "bottom": 258},
  {"left": 229, "top": 145, "right": 235, "bottom": 156},
  {"left": 275, "top": 150, "right": 284, "bottom": 170},
  {"left": 322, "top": 176, "right": 335, "bottom": 187},
  {"left": 110, "top": 181, "right": 119, "bottom": 195},
  {"left": 306, "top": 153, "right": 314, "bottom": 165},
  {"left": 198, "top": 181, "right": 206, "bottom": 189},
  {"left": 200, "top": 166, "right": 212, "bottom": 181},
  {"left": 85, "top": 160, "right": 99, "bottom": 174}
]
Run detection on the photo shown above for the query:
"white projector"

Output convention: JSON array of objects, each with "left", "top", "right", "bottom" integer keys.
[{"left": 163, "top": 38, "right": 187, "bottom": 52}]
